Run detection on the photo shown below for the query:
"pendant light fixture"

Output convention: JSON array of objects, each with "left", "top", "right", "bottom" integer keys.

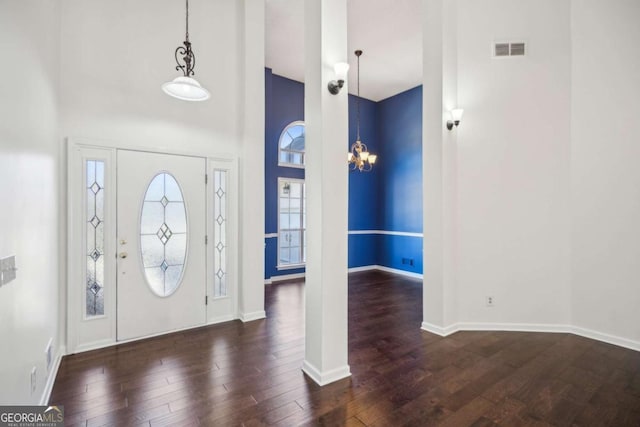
[
  {"left": 162, "top": 0, "right": 210, "bottom": 101},
  {"left": 347, "top": 50, "right": 377, "bottom": 172}
]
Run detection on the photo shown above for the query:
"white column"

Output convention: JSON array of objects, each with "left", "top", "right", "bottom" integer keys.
[
  {"left": 422, "top": 0, "right": 458, "bottom": 335},
  {"left": 302, "top": 0, "right": 351, "bottom": 386},
  {"left": 238, "top": 0, "right": 266, "bottom": 322}
]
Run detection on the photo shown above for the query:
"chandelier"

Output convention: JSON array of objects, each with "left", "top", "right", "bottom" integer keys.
[
  {"left": 348, "top": 50, "right": 377, "bottom": 172},
  {"left": 162, "top": 0, "right": 210, "bottom": 101}
]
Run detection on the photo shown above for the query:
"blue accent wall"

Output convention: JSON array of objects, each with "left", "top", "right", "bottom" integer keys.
[
  {"left": 265, "top": 69, "right": 423, "bottom": 279},
  {"left": 265, "top": 70, "right": 305, "bottom": 280},
  {"left": 376, "top": 86, "right": 423, "bottom": 273},
  {"left": 348, "top": 94, "right": 379, "bottom": 232},
  {"left": 378, "top": 86, "right": 423, "bottom": 233}
]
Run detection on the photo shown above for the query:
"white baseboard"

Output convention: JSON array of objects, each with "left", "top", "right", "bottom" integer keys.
[
  {"left": 40, "top": 345, "right": 65, "bottom": 405},
  {"left": 571, "top": 325, "right": 640, "bottom": 352},
  {"left": 239, "top": 310, "right": 266, "bottom": 323},
  {"left": 455, "top": 322, "right": 570, "bottom": 334},
  {"left": 266, "top": 265, "right": 422, "bottom": 284},
  {"left": 70, "top": 318, "right": 241, "bottom": 355},
  {"left": 207, "top": 315, "right": 235, "bottom": 325},
  {"left": 348, "top": 264, "right": 423, "bottom": 280},
  {"left": 421, "top": 322, "right": 459, "bottom": 337},
  {"left": 347, "top": 265, "right": 377, "bottom": 273},
  {"left": 373, "top": 265, "right": 423, "bottom": 279},
  {"left": 302, "top": 360, "right": 351, "bottom": 386},
  {"left": 420, "top": 321, "right": 640, "bottom": 352},
  {"left": 74, "top": 338, "right": 117, "bottom": 354}
]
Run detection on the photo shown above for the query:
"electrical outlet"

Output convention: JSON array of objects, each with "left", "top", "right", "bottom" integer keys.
[
  {"left": 0, "top": 255, "right": 17, "bottom": 286},
  {"left": 30, "top": 367, "right": 37, "bottom": 394},
  {"left": 486, "top": 296, "right": 495, "bottom": 307}
]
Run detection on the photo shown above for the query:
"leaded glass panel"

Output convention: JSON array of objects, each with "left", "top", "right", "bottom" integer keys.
[
  {"left": 140, "top": 173, "right": 187, "bottom": 297},
  {"left": 86, "top": 160, "right": 105, "bottom": 316},
  {"left": 213, "top": 170, "right": 227, "bottom": 298}
]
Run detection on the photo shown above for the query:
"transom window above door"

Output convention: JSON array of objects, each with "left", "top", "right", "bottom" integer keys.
[{"left": 278, "top": 121, "right": 305, "bottom": 168}]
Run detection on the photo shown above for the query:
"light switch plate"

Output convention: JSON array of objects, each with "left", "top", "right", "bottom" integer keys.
[{"left": 0, "top": 255, "right": 17, "bottom": 286}]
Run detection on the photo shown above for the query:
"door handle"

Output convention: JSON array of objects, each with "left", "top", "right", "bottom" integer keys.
[{"left": 119, "top": 252, "right": 128, "bottom": 259}]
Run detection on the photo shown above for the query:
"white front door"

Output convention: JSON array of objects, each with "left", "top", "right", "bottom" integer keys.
[{"left": 116, "top": 150, "right": 207, "bottom": 341}]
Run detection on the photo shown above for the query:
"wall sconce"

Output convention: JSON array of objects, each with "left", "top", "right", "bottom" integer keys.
[
  {"left": 328, "top": 62, "right": 350, "bottom": 95},
  {"left": 446, "top": 108, "right": 464, "bottom": 130}
]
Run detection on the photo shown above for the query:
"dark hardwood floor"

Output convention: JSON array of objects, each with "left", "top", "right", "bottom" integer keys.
[{"left": 51, "top": 271, "right": 640, "bottom": 426}]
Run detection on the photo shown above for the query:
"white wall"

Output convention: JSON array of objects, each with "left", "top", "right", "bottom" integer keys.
[
  {"left": 571, "top": 0, "right": 640, "bottom": 344},
  {"left": 455, "top": 0, "right": 572, "bottom": 326},
  {"left": 0, "top": 1, "right": 61, "bottom": 404},
  {"left": 60, "top": 0, "right": 241, "bottom": 154}
]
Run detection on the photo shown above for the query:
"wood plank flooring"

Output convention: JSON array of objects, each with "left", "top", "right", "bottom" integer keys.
[{"left": 50, "top": 271, "right": 640, "bottom": 426}]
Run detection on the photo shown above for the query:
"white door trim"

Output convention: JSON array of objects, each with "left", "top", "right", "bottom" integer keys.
[
  {"left": 66, "top": 143, "right": 117, "bottom": 354},
  {"left": 66, "top": 138, "right": 238, "bottom": 354},
  {"left": 206, "top": 159, "right": 239, "bottom": 324}
]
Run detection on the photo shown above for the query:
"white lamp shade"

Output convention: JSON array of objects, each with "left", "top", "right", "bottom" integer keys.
[
  {"left": 162, "top": 76, "right": 210, "bottom": 101},
  {"left": 348, "top": 152, "right": 354, "bottom": 162},
  {"left": 360, "top": 151, "right": 369, "bottom": 162},
  {"left": 334, "top": 62, "right": 350, "bottom": 81},
  {"left": 451, "top": 108, "right": 464, "bottom": 121},
  {"left": 368, "top": 154, "right": 377, "bottom": 164}
]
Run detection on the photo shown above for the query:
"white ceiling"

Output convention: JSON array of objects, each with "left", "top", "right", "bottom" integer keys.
[{"left": 265, "top": 0, "right": 423, "bottom": 102}]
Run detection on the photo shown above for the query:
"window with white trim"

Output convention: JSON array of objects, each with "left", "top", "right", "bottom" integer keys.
[
  {"left": 278, "top": 121, "right": 305, "bottom": 168},
  {"left": 278, "top": 178, "right": 306, "bottom": 268}
]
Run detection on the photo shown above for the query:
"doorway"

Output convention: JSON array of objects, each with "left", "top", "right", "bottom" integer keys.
[{"left": 67, "top": 143, "right": 237, "bottom": 353}]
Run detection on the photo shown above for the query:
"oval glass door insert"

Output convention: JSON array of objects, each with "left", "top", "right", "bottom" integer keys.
[{"left": 140, "top": 172, "right": 188, "bottom": 297}]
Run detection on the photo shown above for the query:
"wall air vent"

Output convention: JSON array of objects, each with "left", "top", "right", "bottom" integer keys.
[
  {"left": 493, "top": 41, "right": 526, "bottom": 58},
  {"left": 494, "top": 43, "right": 510, "bottom": 57},
  {"left": 510, "top": 42, "right": 525, "bottom": 56}
]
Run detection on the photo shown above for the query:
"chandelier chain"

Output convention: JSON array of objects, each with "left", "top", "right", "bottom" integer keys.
[
  {"left": 185, "top": 0, "right": 190, "bottom": 42},
  {"left": 356, "top": 52, "right": 361, "bottom": 141}
]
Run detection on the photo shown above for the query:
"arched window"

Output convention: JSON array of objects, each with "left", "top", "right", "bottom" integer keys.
[{"left": 278, "top": 121, "right": 305, "bottom": 168}]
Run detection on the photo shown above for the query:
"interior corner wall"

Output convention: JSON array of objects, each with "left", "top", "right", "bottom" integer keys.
[
  {"left": 570, "top": 0, "right": 640, "bottom": 345},
  {"left": 347, "top": 93, "right": 380, "bottom": 269},
  {"left": 455, "top": 0, "right": 572, "bottom": 326},
  {"left": 264, "top": 72, "right": 305, "bottom": 279},
  {"left": 376, "top": 87, "right": 424, "bottom": 274},
  {"left": 264, "top": 71, "right": 383, "bottom": 278},
  {"left": 0, "top": 1, "right": 61, "bottom": 404},
  {"left": 264, "top": 72, "right": 425, "bottom": 277}
]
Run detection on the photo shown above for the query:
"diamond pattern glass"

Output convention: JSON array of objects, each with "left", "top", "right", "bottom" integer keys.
[
  {"left": 86, "top": 160, "right": 105, "bottom": 316},
  {"left": 157, "top": 223, "right": 173, "bottom": 244},
  {"left": 140, "top": 173, "right": 187, "bottom": 297},
  {"left": 213, "top": 170, "right": 227, "bottom": 298}
]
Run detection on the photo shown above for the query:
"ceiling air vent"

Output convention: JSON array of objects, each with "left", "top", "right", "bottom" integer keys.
[{"left": 493, "top": 41, "right": 526, "bottom": 58}]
